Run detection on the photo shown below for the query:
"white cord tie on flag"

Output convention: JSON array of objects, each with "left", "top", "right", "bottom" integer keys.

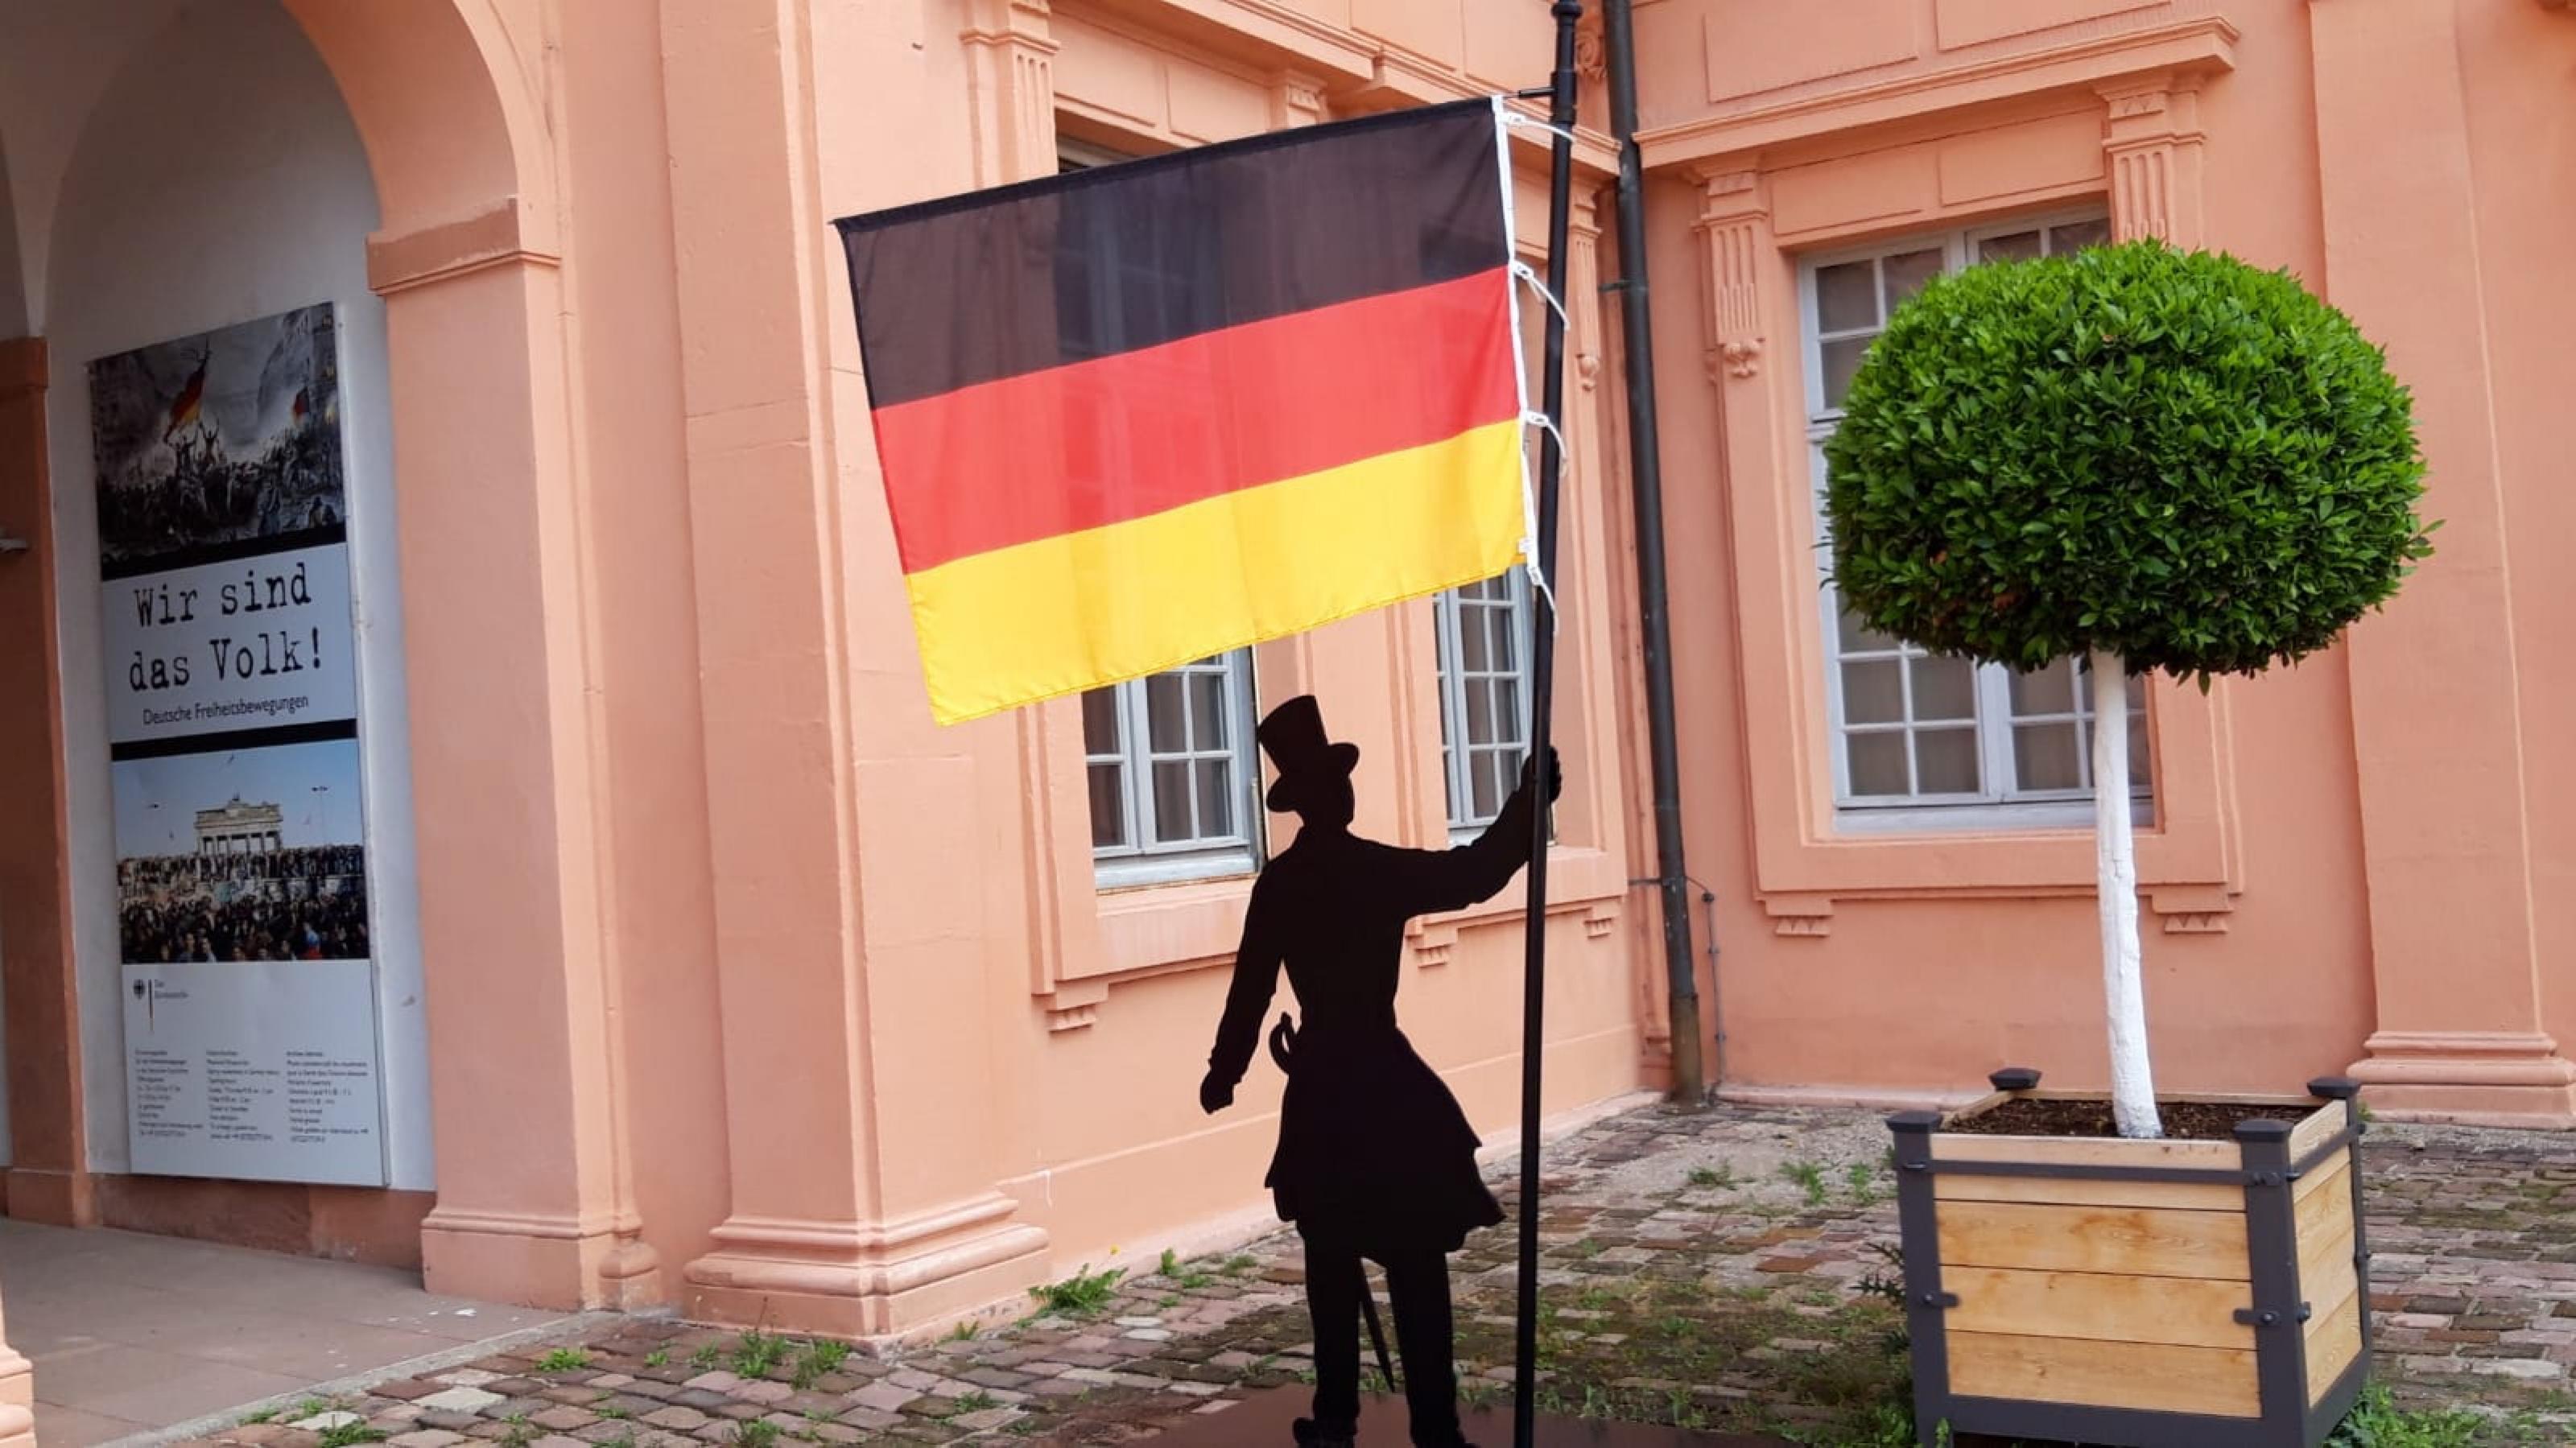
[
  {"left": 1498, "top": 111, "right": 1581, "bottom": 148},
  {"left": 1517, "top": 410, "right": 1569, "bottom": 633},
  {"left": 1510, "top": 260, "right": 1568, "bottom": 332}
]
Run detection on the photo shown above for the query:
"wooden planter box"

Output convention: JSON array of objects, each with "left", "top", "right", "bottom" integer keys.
[{"left": 1885, "top": 1071, "right": 2372, "bottom": 1448}]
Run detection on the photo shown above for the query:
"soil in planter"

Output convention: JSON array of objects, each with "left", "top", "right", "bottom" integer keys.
[{"left": 1945, "top": 1097, "right": 2306, "bottom": 1141}]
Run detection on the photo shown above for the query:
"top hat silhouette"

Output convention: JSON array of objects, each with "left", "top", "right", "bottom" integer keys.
[{"left": 1257, "top": 695, "right": 1360, "bottom": 813}]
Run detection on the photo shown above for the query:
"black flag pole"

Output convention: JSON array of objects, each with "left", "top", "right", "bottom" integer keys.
[{"left": 1513, "top": 4, "right": 1583, "bottom": 1446}]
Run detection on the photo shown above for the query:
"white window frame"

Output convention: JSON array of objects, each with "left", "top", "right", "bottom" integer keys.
[
  {"left": 1059, "top": 137, "right": 1265, "bottom": 888},
  {"left": 1084, "top": 653, "right": 1265, "bottom": 889},
  {"left": 1434, "top": 571, "right": 1536, "bottom": 837},
  {"left": 1798, "top": 209, "right": 2153, "bottom": 833}
]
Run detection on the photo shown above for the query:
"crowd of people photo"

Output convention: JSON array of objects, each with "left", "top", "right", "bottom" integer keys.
[
  {"left": 97, "top": 423, "right": 345, "bottom": 570},
  {"left": 117, "top": 846, "right": 370, "bottom": 964}
]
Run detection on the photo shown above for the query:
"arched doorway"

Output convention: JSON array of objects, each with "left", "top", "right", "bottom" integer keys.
[{"left": 0, "top": 1, "right": 640, "bottom": 1428}]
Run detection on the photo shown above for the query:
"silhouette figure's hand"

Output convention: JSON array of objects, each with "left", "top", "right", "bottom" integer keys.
[
  {"left": 1521, "top": 746, "right": 1563, "bottom": 804},
  {"left": 1199, "top": 1070, "right": 1234, "bottom": 1115}
]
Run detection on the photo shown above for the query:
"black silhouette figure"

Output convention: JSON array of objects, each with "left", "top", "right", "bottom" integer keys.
[{"left": 1200, "top": 694, "right": 1560, "bottom": 1448}]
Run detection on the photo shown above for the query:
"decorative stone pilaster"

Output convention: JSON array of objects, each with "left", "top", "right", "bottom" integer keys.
[
  {"left": 1271, "top": 72, "right": 1327, "bottom": 130},
  {"left": 1696, "top": 171, "right": 1768, "bottom": 383},
  {"left": 2098, "top": 76, "right": 2207, "bottom": 247},
  {"left": 2308, "top": 0, "right": 2576, "bottom": 1126},
  {"left": 0, "top": 337, "right": 93, "bottom": 1231},
  {"left": 668, "top": 0, "right": 1051, "bottom": 1336},
  {"left": 962, "top": 0, "right": 1059, "bottom": 187},
  {"left": 1568, "top": 204, "right": 1604, "bottom": 397}
]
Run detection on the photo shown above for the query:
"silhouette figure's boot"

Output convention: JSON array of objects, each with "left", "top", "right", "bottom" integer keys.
[{"left": 1292, "top": 1417, "right": 1356, "bottom": 1448}]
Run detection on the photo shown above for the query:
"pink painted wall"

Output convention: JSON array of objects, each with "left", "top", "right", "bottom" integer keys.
[
  {"left": 1627, "top": 0, "right": 2576, "bottom": 1120},
  {"left": 4, "top": 0, "right": 2572, "bottom": 1354}
]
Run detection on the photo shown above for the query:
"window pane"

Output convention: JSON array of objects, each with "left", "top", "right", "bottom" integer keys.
[
  {"left": 1910, "top": 657, "right": 1976, "bottom": 722},
  {"left": 1978, "top": 230, "right": 2041, "bottom": 264},
  {"left": 1845, "top": 732, "right": 1909, "bottom": 797},
  {"left": 1821, "top": 336, "right": 1872, "bottom": 410},
  {"left": 1473, "top": 750, "right": 1505, "bottom": 820},
  {"left": 2124, "top": 674, "right": 2147, "bottom": 710},
  {"left": 1189, "top": 670, "right": 1228, "bottom": 749},
  {"left": 1195, "top": 760, "right": 1235, "bottom": 840},
  {"left": 1837, "top": 608, "right": 1899, "bottom": 654},
  {"left": 1467, "top": 678, "right": 1497, "bottom": 745},
  {"left": 2008, "top": 658, "right": 2078, "bottom": 717},
  {"left": 2050, "top": 218, "right": 2112, "bottom": 253},
  {"left": 1087, "top": 763, "right": 1127, "bottom": 848},
  {"left": 1146, "top": 674, "right": 1187, "bottom": 753},
  {"left": 2013, "top": 722, "right": 2083, "bottom": 791},
  {"left": 1914, "top": 728, "right": 1980, "bottom": 794},
  {"left": 1488, "top": 602, "right": 1520, "bottom": 673},
  {"left": 1815, "top": 260, "right": 1876, "bottom": 332},
  {"left": 1484, "top": 679, "right": 1516, "bottom": 748},
  {"left": 1081, "top": 688, "right": 1121, "bottom": 757},
  {"left": 1459, "top": 603, "right": 1491, "bottom": 670},
  {"left": 1882, "top": 248, "right": 1943, "bottom": 310},
  {"left": 2128, "top": 716, "right": 2152, "bottom": 788},
  {"left": 1840, "top": 660, "right": 1903, "bottom": 724},
  {"left": 1153, "top": 761, "right": 1195, "bottom": 841}
]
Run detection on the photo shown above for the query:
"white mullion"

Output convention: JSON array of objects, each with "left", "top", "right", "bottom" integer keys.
[
  {"left": 2070, "top": 658, "right": 2095, "bottom": 794},
  {"left": 1120, "top": 682, "right": 1155, "bottom": 851},
  {"left": 1182, "top": 663, "right": 1212, "bottom": 844},
  {"left": 1236, "top": 651, "right": 1262, "bottom": 857},
  {"left": 1895, "top": 640, "right": 1920, "bottom": 796},
  {"left": 1435, "top": 592, "right": 1467, "bottom": 823},
  {"left": 1975, "top": 666, "right": 2016, "bottom": 803}
]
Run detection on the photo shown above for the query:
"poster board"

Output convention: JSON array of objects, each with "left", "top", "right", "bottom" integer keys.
[{"left": 91, "top": 304, "right": 389, "bottom": 1186}]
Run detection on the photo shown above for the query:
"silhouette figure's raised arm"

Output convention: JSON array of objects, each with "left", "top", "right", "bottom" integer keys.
[
  {"left": 1204, "top": 875, "right": 1285, "bottom": 1102},
  {"left": 1389, "top": 748, "right": 1563, "bottom": 916}
]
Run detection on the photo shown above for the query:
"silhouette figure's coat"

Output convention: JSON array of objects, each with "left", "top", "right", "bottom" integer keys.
[{"left": 1200, "top": 693, "right": 1558, "bottom": 1448}]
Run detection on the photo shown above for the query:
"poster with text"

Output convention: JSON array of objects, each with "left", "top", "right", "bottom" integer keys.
[{"left": 93, "top": 304, "right": 387, "bottom": 1187}]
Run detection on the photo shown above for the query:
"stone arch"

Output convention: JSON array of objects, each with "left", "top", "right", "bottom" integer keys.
[
  {"left": 272, "top": 0, "right": 643, "bottom": 1307},
  {"left": 281, "top": 0, "right": 555, "bottom": 242}
]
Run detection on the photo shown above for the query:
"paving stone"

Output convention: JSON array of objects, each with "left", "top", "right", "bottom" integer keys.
[
  {"left": 416, "top": 1388, "right": 508, "bottom": 1415},
  {"left": 271, "top": 1104, "right": 2576, "bottom": 1445},
  {"left": 374, "top": 1380, "right": 445, "bottom": 1403},
  {"left": 387, "top": 1432, "right": 466, "bottom": 1448},
  {"left": 842, "top": 1383, "right": 919, "bottom": 1413}
]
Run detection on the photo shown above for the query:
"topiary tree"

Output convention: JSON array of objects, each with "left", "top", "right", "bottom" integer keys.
[{"left": 1823, "top": 238, "right": 2433, "bottom": 1139}]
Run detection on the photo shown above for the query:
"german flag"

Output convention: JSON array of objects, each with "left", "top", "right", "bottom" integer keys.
[
  {"left": 836, "top": 98, "right": 1526, "bottom": 725},
  {"left": 164, "top": 355, "right": 208, "bottom": 442}
]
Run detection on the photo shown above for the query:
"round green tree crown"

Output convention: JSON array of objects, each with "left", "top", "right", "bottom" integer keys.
[{"left": 1822, "top": 238, "right": 2432, "bottom": 681}]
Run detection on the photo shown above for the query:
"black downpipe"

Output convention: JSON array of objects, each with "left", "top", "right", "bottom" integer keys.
[{"left": 1600, "top": 0, "right": 1708, "bottom": 1103}]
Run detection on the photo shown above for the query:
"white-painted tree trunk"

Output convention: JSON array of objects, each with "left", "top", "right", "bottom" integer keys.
[{"left": 2091, "top": 649, "right": 2162, "bottom": 1140}]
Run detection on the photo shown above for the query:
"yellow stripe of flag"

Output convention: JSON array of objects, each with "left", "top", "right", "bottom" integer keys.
[{"left": 905, "top": 420, "right": 1526, "bottom": 724}]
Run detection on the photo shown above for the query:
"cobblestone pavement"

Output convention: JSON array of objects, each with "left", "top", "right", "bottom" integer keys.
[{"left": 164, "top": 1103, "right": 2576, "bottom": 1447}]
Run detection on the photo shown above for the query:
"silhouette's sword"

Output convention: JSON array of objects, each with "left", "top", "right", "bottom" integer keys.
[{"left": 1268, "top": 1012, "right": 1398, "bottom": 1396}]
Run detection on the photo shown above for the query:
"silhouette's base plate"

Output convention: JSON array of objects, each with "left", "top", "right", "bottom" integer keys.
[{"left": 1147, "top": 1388, "right": 1790, "bottom": 1446}]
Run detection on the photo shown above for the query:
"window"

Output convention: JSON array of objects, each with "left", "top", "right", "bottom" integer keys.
[
  {"left": 1435, "top": 571, "right": 1534, "bottom": 831},
  {"left": 1083, "top": 654, "right": 1264, "bottom": 885},
  {"left": 1801, "top": 213, "right": 2151, "bottom": 830},
  {"left": 1433, "top": 258, "right": 1553, "bottom": 834},
  {"left": 1059, "top": 139, "right": 1265, "bottom": 885}
]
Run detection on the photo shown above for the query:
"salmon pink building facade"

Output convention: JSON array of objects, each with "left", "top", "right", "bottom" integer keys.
[{"left": 0, "top": 0, "right": 2570, "bottom": 1417}]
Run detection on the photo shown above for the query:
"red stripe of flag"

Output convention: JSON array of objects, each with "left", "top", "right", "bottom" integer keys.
[{"left": 870, "top": 267, "right": 1519, "bottom": 574}]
